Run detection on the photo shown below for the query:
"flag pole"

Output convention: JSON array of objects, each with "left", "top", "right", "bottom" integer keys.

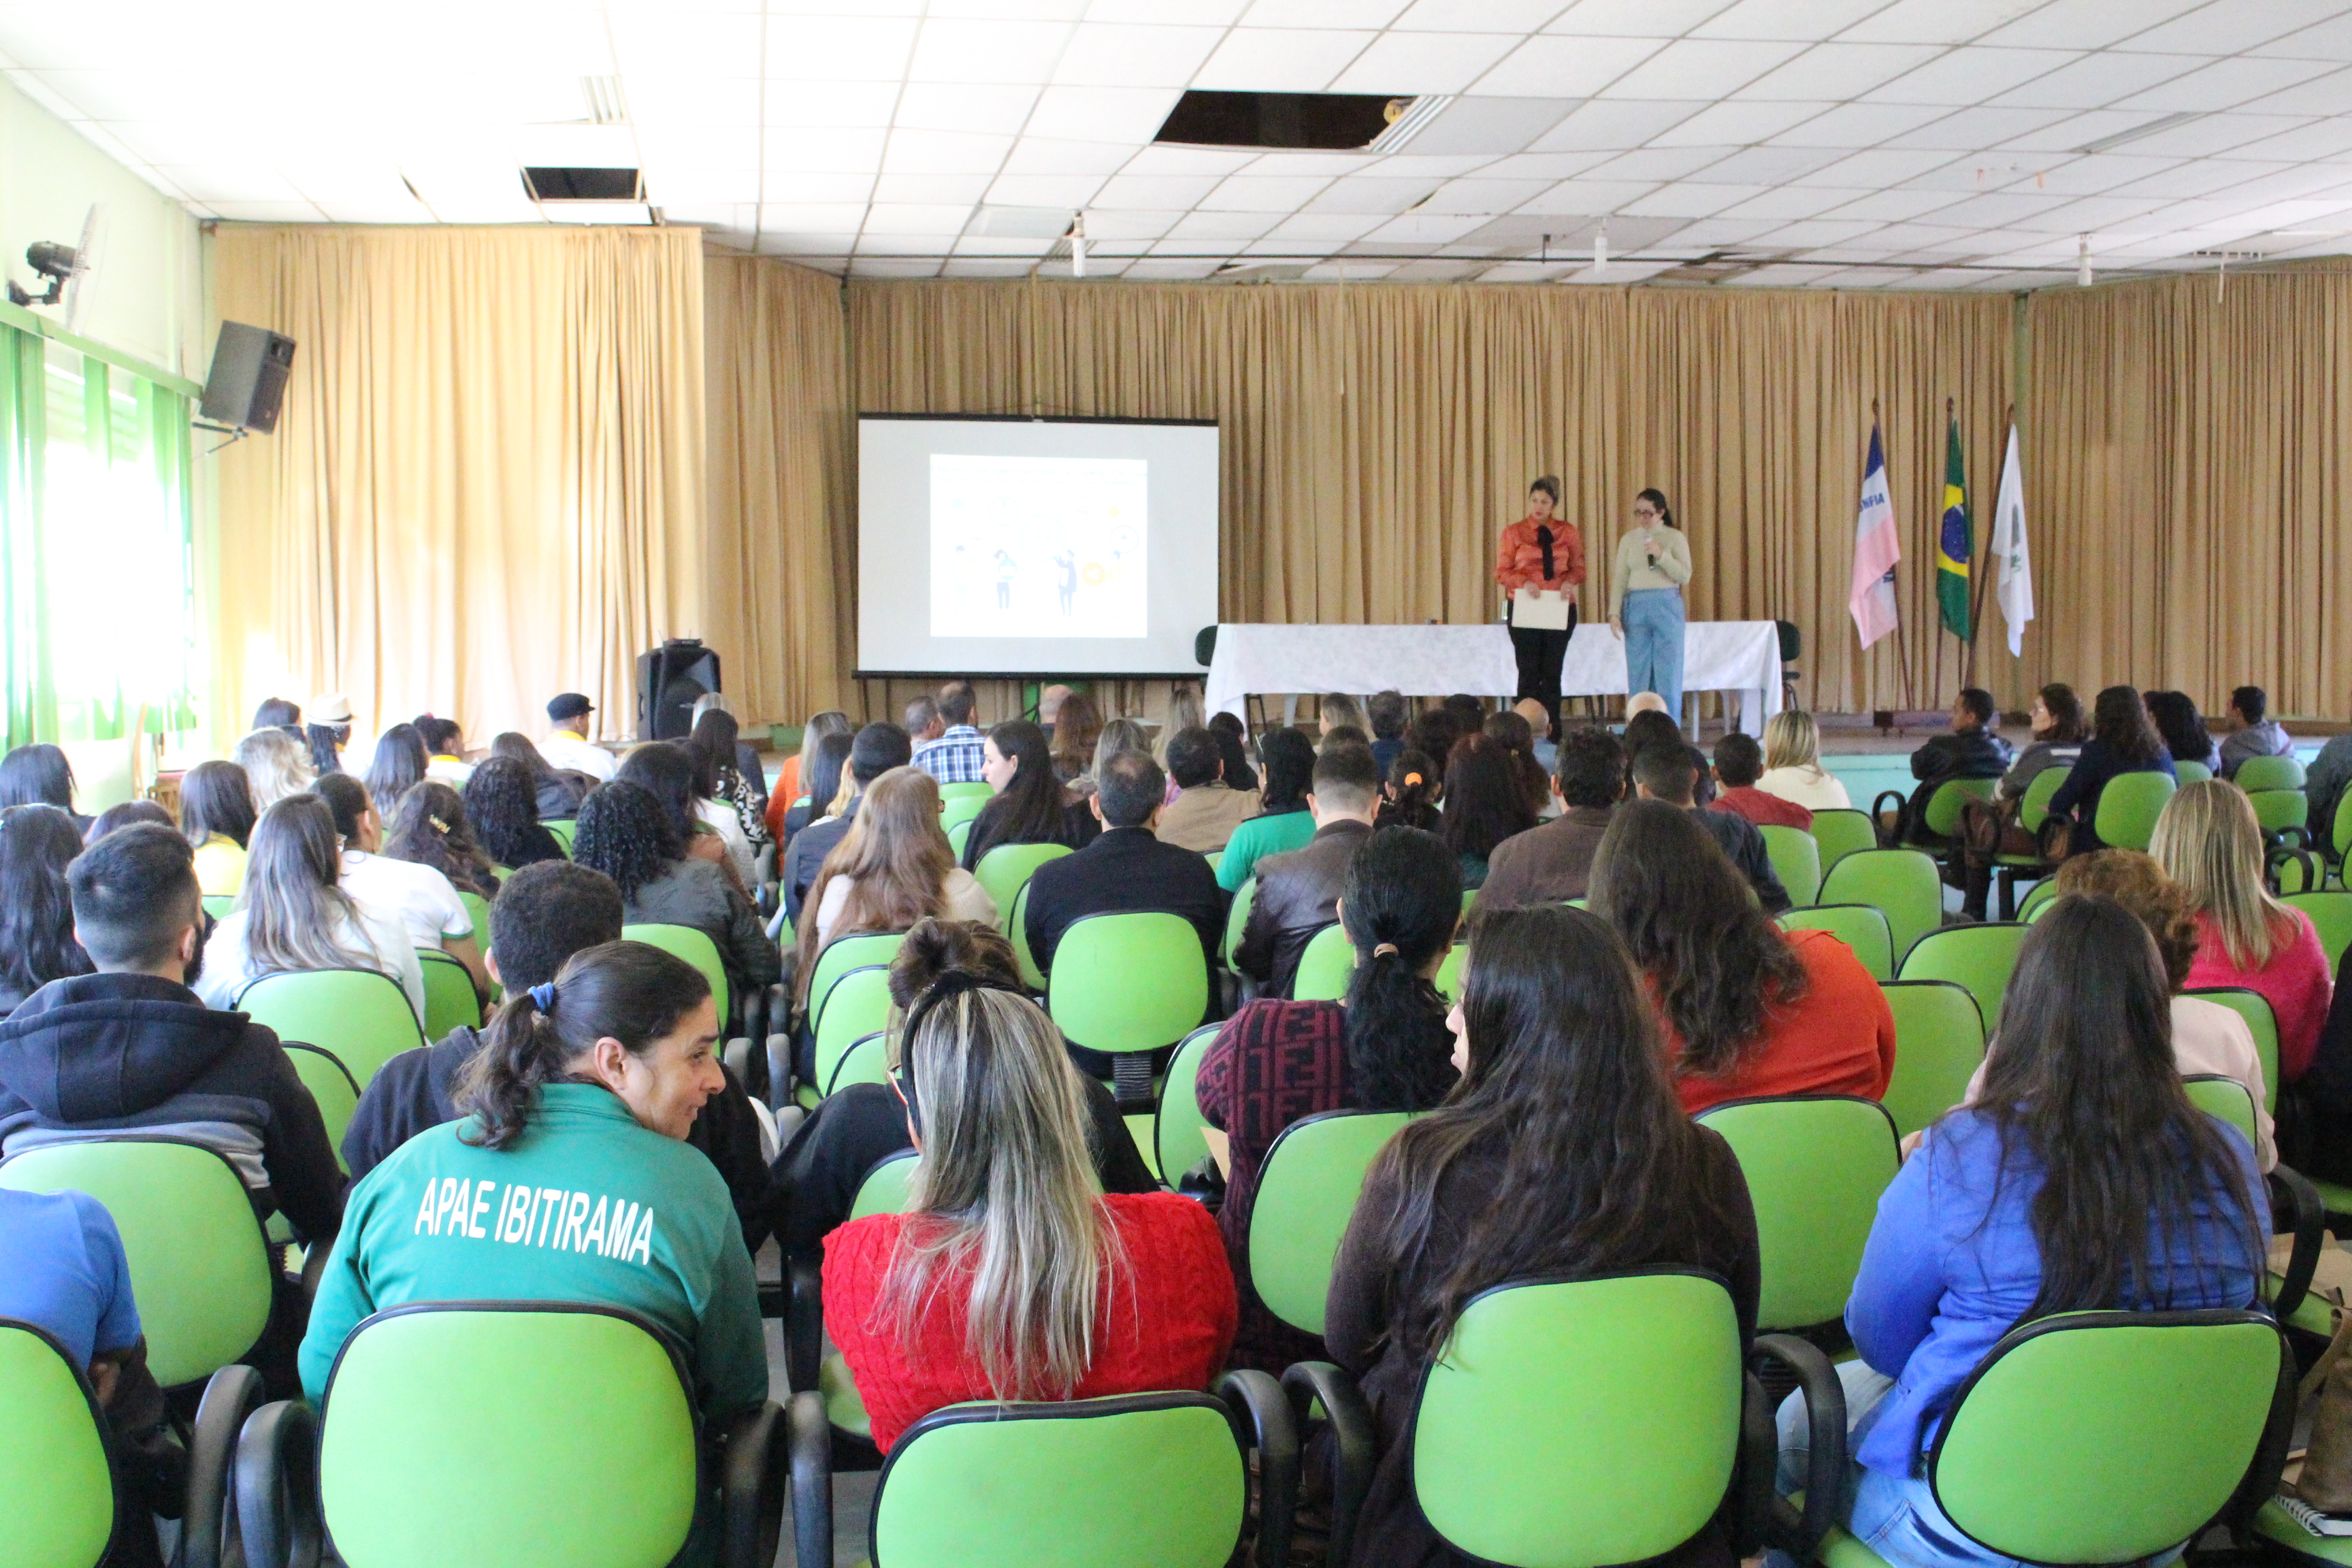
[
  {"left": 1963, "top": 399, "right": 2007, "bottom": 692},
  {"left": 1880, "top": 396, "right": 1918, "bottom": 715}
]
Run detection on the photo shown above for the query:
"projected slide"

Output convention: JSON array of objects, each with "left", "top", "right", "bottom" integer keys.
[{"left": 929, "top": 453, "right": 1147, "bottom": 639}]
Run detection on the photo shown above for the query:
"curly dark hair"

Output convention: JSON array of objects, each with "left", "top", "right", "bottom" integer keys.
[
  {"left": 617, "top": 741, "right": 706, "bottom": 842},
  {"left": 462, "top": 757, "right": 565, "bottom": 870},
  {"left": 383, "top": 779, "right": 500, "bottom": 899},
  {"left": 1439, "top": 734, "right": 1537, "bottom": 865},
  {"left": 570, "top": 781, "right": 683, "bottom": 902}
]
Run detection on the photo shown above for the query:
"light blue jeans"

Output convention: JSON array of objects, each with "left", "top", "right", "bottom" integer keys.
[
  {"left": 1622, "top": 587, "right": 1686, "bottom": 721},
  {"left": 1767, "top": 1361, "right": 2184, "bottom": 1568}
]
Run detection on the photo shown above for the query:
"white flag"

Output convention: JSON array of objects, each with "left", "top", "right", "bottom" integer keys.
[
  {"left": 1850, "top": 419, "right": 1901, "bottom": 648},
  {"left": 1988, "top": 424, "right": 2034, "bottom": 657}
]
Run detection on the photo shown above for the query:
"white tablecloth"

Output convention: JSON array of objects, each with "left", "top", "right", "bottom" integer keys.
[
  {"left": 1205, "top": 625, "right": 1520, "bottom": 719},
  {"left": 1558, "top": 619, "right": 1785, "bottom": 734}
]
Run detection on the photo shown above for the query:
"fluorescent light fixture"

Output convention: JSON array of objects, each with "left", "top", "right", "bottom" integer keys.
[
  {"left": 581, "top": 77, "right": 627, "bottom": 126},
  {"left": 1366, "top": 94, "right": 1454, "bottom": 152},
  {"left": 2076, "top": 112, "right": 2202, "bottom": 154}
]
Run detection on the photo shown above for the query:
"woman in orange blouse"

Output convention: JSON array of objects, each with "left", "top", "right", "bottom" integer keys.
[{"left": 1494, "top": 474, "right": 1584, "bottom": 740}]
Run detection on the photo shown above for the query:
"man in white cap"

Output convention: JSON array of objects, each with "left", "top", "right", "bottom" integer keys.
[{"left": 540, "top": 693, "right": 615, "bottom": 781}]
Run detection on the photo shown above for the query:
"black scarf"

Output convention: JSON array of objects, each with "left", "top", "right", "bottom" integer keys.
[{"left": 1536, "top": 524, "right": 1554, "bottom": 580}]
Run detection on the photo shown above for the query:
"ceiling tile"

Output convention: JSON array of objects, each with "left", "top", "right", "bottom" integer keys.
[
  {"left": 2010, "top": 193, "right": 2175, "bottom": 230},
  {"left": 619, "top": 74, "right": 762, "bottom": 129},
  {"left": 760, "top": 172, "right": 877, "bottom": 204},
  {"left": 1193, "top": 27, "right": 1375, "bottom": 92},
  {"left": 1883, "top": 105, "right": 2076, "bottom": 149},
  {"left": 1528, "top": 99, "right": 1705, "bottom": 150},
  {"left": 1767, "top": 101, "right": 1952, "bottom": 146},
  {"left": 1652, "top": 99, "right": 1828, "bottom": 145},
  {"left": 1267, "top": 211, "right": 1388, "bottom": 240},
  {"left": 2118, "top": 56, "right": 2339, "bottom": 114},
  {"left": 1816, "top": 186, "right": 1982, "bottom": 220},
  {"left": 874, "top": 172, "right": 998, "bottom": 205},
  {"left": 1686, "top": 144, "right": 1855, "bottom": 183},
  {"left": 1374, "top": 150, "right": 1529, "bottom": 176},
  {"left": 1025, "top": 83, "right": 1183, "bottom": 142},
  {"left": 1075, "top": 208, "right": 1180, "bottom": 238},
  {"left": 941, "top": 258, "right": 1046, "bottom": 276},
  {"left": 906, "top": 18, "right": 1076, "bottom": 84},
  {"left": 606, "top": 13, "right": 763, "bottom": 77},
  {"left": 1472, "top": 35, "right": 1669, "bottom": 97},
  {"left": 1394, "top": 0, "right": 1569, "bottom": 29},
  {"left": 758, "top": 203, "right": 870, "bottom": 232},
  {"left": 1475, "top": 150, "right": 1615, "bottom": 179},
  {"left": 1092, "top": 169, "right": 1224, "bottom": 204},
  {"left": 1117, "top": 144, "right": 1260, "bottom": 175},
  {"left": 1238, "top": 0, "right": 1408, "bottom": 24},
  {"left": 1302, "top": 174, "right": 1448, "bottom": 212},
  {"left": 1330, "top": 31, "right": 1519, "bottom": 94},
  {"left": 2121, "top": 0, "right": 2349, "bottom": 54},
  {"left": 2119, "top": 111, "right": 2317, "bottom": 156},
  {"left": 1862, "top": 47, "right": 2084, "bottom": 106},
  {"left": 1546, "top": 0, "right": 1736, "bottom": 35},
  {"left": 1085, "top": 0, "right": 1248, "bottom": 22},
  {"left": 2249, "top": 12, "right": 2352, "bottom": 60},
  {"left": 1585, "top": 144, "right": 1737, "bottom": 180},
  {"left": 929, "top": 0, "right": 1088, "bottom": 19},
  {"left": 1730, "top": 42, "right": 1944, "bottom": 100},
  {"left": 1118, "top": 258, "right": 1228, "bottom": 278},
  {"left": 879, "top": 129, "right": 1015, "bottom": 174},
  {"left": 1242, "top": 150, "right": 1380, "bottom": 175},
  {"left": 763, "top": 81, "right": 901, "bottom": 130},
  {"left": 1622, "top": 180, "right": 1767, "bottom": 217},
  {"left": 1001, "top": 137, "right": 1134, "bottom": 175},
  {"left": 152, "top": 163, "right": 306, "bottom": 202},
  {"left": 1922, "top": 189, "right": 2072, "bottom": 225},
  {"left": 1837, "top": 0, "right": 2039, "bottom": 44},
  {"left": 1165, "top": 209, "right": 1281, "bottom": 238},
  {"left": 1051, "top": 23, "right": 1224, "bottom": 87},
  {"left": 1722, "top": 262, "right": 1850, "bottom": 285},
  {"left": 1693, "top": 0, "right": 1886, "bottom": 40},
  {"left": 755, "top": 228, "right": 862, "bottom": 256},
  {"left": 644, "top": 167, "right": 763, "bottom": 204},
  {"left": 1793, "top": 148, "right": 1970, "bottom": 186},
  {"left": 894, "top": 83, "right": 1042, "bottom": 135},
  {"left": 1200, "top": 173, "right": 1337, "bottom": 210},
  {"left": 1363, "top": 211, "right": 1492, "bottom": 242},
  {"left": 1974, "top": 0, "right": 2210, "bottom": 50},
  {"left": 1514, "top": 177, "right": 1663, "bottom": 211},
  {"left": 2221, "top": 117, "right": 2352, "bottom": 163},
  {"left": 1407, "top": 176, "right": 1556, "bottom": 214},
  {"left": 2242, "top": 65, "right": 2352, "bottom": 117},
  {"left": 1992, "top": 52, "right": 2204, "bottom": 110},
  {"left": 1598, "top": 37, "right": 1808, "bottom": 99},
  {"left": 1716, "top": 184, "right": 1869, "bottom": 219},
  {"left": 201, "top": 201, "right": 332, "bottom": 222},
  {"left": 766, "top": 15, "right": 920, "bottom": 78}
]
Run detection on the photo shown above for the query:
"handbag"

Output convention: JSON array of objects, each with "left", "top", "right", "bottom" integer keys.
[{"left": 2285, "top": 1241, "right": 2352, "bottom": 1510}]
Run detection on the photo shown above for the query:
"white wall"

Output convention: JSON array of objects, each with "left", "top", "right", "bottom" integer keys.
[{"left": 0, "top": 74, "right": 201, "bottom": 377}]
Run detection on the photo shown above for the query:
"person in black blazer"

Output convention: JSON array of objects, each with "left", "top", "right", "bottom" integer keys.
[{"left": 1022, "top": 749, "right": 1224, "bottom": 1000}]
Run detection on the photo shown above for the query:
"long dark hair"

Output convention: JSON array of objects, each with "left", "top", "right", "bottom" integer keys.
[
  {"left": 491, "top": 732, "right": 563, "bottom": 786},
  {"left": 1588, "top": 799, "right": 1808, "bottom": 1078},
  {"left": 0, "top": 804, "right": 93, "bottom": 996},
  {"left": 1364, "top": 904, "right": 1726, "bottom": 1362},
  {"left": 2036, "top": 683, "right": 2086, "bottom": 744},
  {"left": 1482, "top": 710, "right": 1551, "bottom": 819},
  {"left": 1047, "top": 691, "right": 1101, "bottom": 783},
  {"left": 2143, "top": 691, "right": 2212, "bottom": 765},
  {"left": 804, "top": 732, "right": 853, "bottom": 817},
  {"left": 572, "top": 781, "right": 683, "bottom": 902},
  {"left": 2091, "top": 685, "right": 2164, "bottom": 767},
  {"left": 1337, "top": 828, "right": 1460, "bottom": 1110},
  {"left": 1439, "top": 733, "right": 1536, "bottom": 864},
  {"left": 463, "top": 757, "right": 561, "bottom": 868},
  {"left": 306, "top": 723, "right": 348, "bottom": 777},
  {"left": 252, "top": 698, "right": 301, "bottom": 732},
  {"left": 1976, "top": 896, "right": 2261, "bottom": 1319},
  {"left": 1378, "top": 749, "right": 1441, "bottom": 832},
  {"left": 687, "top": 710, "right": 742, "bottom": 796},
  {"left": 365, "top": 724, "right": 428, "bottom": 815},
  {"left": 1405, "top": 708, "right": 1461, "bottom": 774},
  {"left": 976, "top": 721, "right": 1065, "bottom": 847},
  {"left": 456, "top": 940, "right": 710, "bottom": 1150},
  {"left": 0, "top": 745, "right": 76, "bottom": 812},
  {"left": 383, "top": 780, "right": 500, "bottom": 898},
  {"left": 618, "top": 742, "right": 707, "bottom": 842},
  {"left": 1254, "top": 727, "right": 1316, "bottom": 817},
  {"left": 179, "top": 760, "right": 257, "bottom": 851}
]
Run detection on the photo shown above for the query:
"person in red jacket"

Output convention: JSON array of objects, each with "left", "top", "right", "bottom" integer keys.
[
  {"left": 1590, "top": 800, "right": 1894, "bottom": 1116},
  {"left": 823, "top": 972, "right": 1235, "bottom": 1452},
  {"left": 1494, "top": 475, "right": 1585, "bottom": 740}
]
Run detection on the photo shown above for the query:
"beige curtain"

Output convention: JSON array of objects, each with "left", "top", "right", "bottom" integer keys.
[{"left": 211, "top": 225, "right": 706, "bottom": 749}]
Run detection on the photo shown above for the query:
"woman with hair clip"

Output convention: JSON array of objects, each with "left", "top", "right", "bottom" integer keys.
[
  {"left": 960, "top": 719, "right": 1099, "bottom": 871},
  {"left": 1610, "top": 487, "right": 1693, "bottom": 723},
  {"left": 461, "top": 757, "right": 567, "bottom": 870},
  {"left": 0, "top": 743, "right": 86, "bottom": 830},
  {"left": 1439, "top": 732, "right": 1537, "bottom": 889},
  {"left": 766, "top": 918, "right": 1157, "bottom": 1262},
  {"left": 1494, "top": 475, "right": 1584, "bottom": 738},
  {"left": 1375, "top": 749, "right": 1441, "bottom": 834},
  {"left": 0, "top": 805, "right": 94, "bottom": 1014},
  {"left": 1219, "top": 727, "right": 1320, "bottom": 892},
  {"left": 1325, "top": 902, "right": 1760, "bottom": 1568},
  {"left": 489, "top": 731, "right": 583, "bottom": 821},
  {"left": 365, "top": 723, "right": 429, "bottom": 817},
  {"left": 193, "top": 794, "right": 427, "bottom": 1025},
  {"left": 1774, "top": 896, "right": 2266, "bottom": 1568},
  {"left": 179, "top": 758, "right": 259, "bottom": 897},
  {"left": 235, "top": 728, "right": 316, "bottom": 813},
  {"left": 1590, "top": 800, "right": 1892, "bottom": 1115},
  {"left": 573, "top": 781, "right": 779, "bottom": 1011},
  {"left": 298, "top": 939, "right": 768, "bottom": 1430},
  {"left": 382, "top": 779, "right": 502, "bottom": 900},
  {"left": 821, "top": 963, "right": 1235, "bottom": 1453},
  {"left": 2048, "top": 684, "right": 2176, "bottom": 853},
  {"left": 1197, "top": 826, "right": 1461, "bottom": 1371}
]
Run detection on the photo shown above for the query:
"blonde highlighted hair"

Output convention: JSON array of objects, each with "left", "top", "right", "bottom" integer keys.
[
  {"left": 1763, "top": 710, "right": 1825, "bottom": 775},
  {"left": 2149, "top": 779, "right": 2296, "bottom": 972}
]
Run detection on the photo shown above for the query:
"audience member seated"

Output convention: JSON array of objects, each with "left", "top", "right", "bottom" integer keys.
[
  {"left": 902, "top": 694, "right": 941, "bottom": 756},
  {"left": 2153, "top": 779, "right": 2334, "bottom": 1081},
  {"left": 1441, "top": 693, "right": 1486, "bottom": 730},
  {"left": 689, "top": 708, "right": 773, "bottom": 876},
  {"left": 1997, "top": 683, "right": 2087, "bottom": 805},
  {"left": 84, "top": 802, "right": 172, "bottom": 845},
  {"left": 178, "top": 760, "right": 258, "bottom": 897},
  {"left": 316, "top": 774, "right": 487, "bottom": 994},
  {"left": 1710, "top": 732, "right": 1812, "bottom": 830},
  {"left": 2048, "top": 685, "right": 2177, "bottom": 853},
  {"left": 538, "top": 691, "right": 615, "bottom": 781},
  {"left": 1158, "top": 725, "right": 1263, "bottom": 854},
  {"left": 1374, "top": 749, "right": 1441, "bottom": 834},
  {"left": 1316, "top": 692, "right": 1365, "bottom": 740},
  {"left": 1757, "top": 709, "right": 1852, "bottom": 811},
  {"left": 693, "top": 693, "right": 769, "bottom": 798},
  {"left": 252, "top": 696, "right": 302, "bottom": 736},
  {"left": 0, "top": 823, "right": 343, "bottom": 1245},
  {"left": 1218, "top": 727, "right": 1318, "bottom": 892},
  {"left": 1954, "top": 683, "right": 2090, "bottom": 919},
  {"left": 770, "top": 709, "right": 851, "bottom": 845},
  {"left": 1591, "top": 800, "right": 1889, "bottom": 1114},
  {"left": 1482, "top": 708, "right": 1552, "bottom": 820},
  {"left": 573, "top": 781, "right": 780, "bottom": 1012},
  {"left": 235, "top": 726, "right": 316, "bottom": 813},
  {"left": 305, "top": 693, "right": 354, "bottom": 778},
  {"left": 0, "top": 1185, "right": 181, "bottom": 1565},
  {"left": 1327, "top": 902, "right": 1761, "bottom": 1568},
  {"left": 1023, "top": 752, "right": 1225, "bottom": 1004},
  {"left": 417, "top": 715, "right": 472, "bottom": 785},
  {"left": 785, "top": 723, "right": 911, "bottom": 921},
  {"left": 492, "top": 730, "right": 587, "bottom": 820},
  {"left": 193, "top": 796, "right": 427, "bottom": 1026},
  {"left": 1322, "top": 723, "right": 1371, "bottom": 751},
  {"left": 1235, "top": 744, "right": 1383, "bottom": 998},
  {"left": 913, "top": 680, "right": 986, "bottom": 784},
  {"left": 1511, "top": 698, "right": 1557, "bottom": 772},
  {"left": 2219, "top": 685, "right": 2292, "bottom": 777},
  {"left": 1207, "top": 710, "right": 1259, "bottom": 792},
  {"left": 1160, "top": 685, "right": 1207, "bottom": 770},
  {"left": 301, "top": 941, "right": 766, "bottom": 1428},
  {"left": 622, "top": 740, "right": 755, "bottom": 892},
  {"left": 1047, "top": 691, "right": 1101, "bottom": 787},
  {"left": 0, "top": 804, "right": 93, "bottom": 1013},
  {"left": 0, "top": 741, "right": 88, "bottom": 831},
  {"left": 1405, "top": 706, "right": 1463, "bottom": 774},
  {"left": 382, "top": 779, "right": 502, "bottom": 900},
  {"left": 1474, "top": 728, "right": 1624, "bottom": 911},
  {"left": 781, "top": 730, "right": 852, "bottom": 849},
  {"left": 1629, "top": 745, "right": 1789, "bottom": 912},
  {"left": 821, "top": 973, "right": 1235, "bottom": 1453},
  {"left": 462, "top": 756, "right": 568, "bottom": 870},
  {"left": 2308, "top": 685, "right": 2352, "bottom": 845},
  {"left": 364, "top": 722, "right": 429, "bottom": 816},
  {"left": 767, "top": 919, "right": 1156, "bottom": 1264},
  {"left": 1199, "top": 827, "right": 1459, "bottom": 1371},
  {"left": 1439, "top": 732, "right": 1536, "bottom": 889},
  {"left": 799, "top": 766, "right": 996, "bottom": 958},
  {"left": 1777, "top": 896, "right": 2266, "bottom": 1567},
  {"left": 2145, "top": 689, "right": 2221, "bottom": 773},
  {"left": 1625, "top": 705, "right": 1716, "bottom": 808},
  {"left": 960, "top": 719, "right": 1098, "bottom": 870},
  {"left": 1367, "top": 689, "right": 1409, "bottom": 776},
  {"left": 1891, "top": 687, "right": 2011, "bottom": 843}
]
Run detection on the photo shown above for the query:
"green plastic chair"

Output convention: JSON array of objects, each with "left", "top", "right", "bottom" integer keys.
[
  {"left": 1250, "top": 1110, "right": 1414, "bottom": 1337},
  {"left": 233, "top": 968, "right": 428, "bottom": 1090},
  {"left": 1292, "top": 923, "right": 1354, "bottom": 1002},
  {"left": 0, "top": 1140, "right": 274, "bottom": 1389},
  {"left": 1776, "top": 904, "right": 1895, "bottom": 983},
  {"left": 201, "top": 892, "right": 235, "bottom": 921},
  {"left": 1911, "top": 777, "right": 1996, "bottom": 848},
  {"left": 2184, "top": 1074, "right": 2260, "bottom": 1147},
  {"left": 1009, "top": 883, "right": 1045, "bottom": 991},
  {"left": 1807, "top": 808, "right": 1877, "bottom": 875},
  {"left": 262, "top": 1303, "right": 781, "bottom": 1568},
  {"left": 2094, "top": 770, "right": 2177, "bottom": 853},
  {"left": 1899, "top": 1311, "right": 2287, "bottom": 1568},
  {"left": 1816, "top": 849, "right": 1942, "bottom": 965},
  {"left": 2174, "top": 760, "right": 2213, "bottom": 785},
  {"left": 1993, "top": 766, "right": 2073, "bottom": 919},
  {"left": 937, "top": 781, "right": 994, "bottom": 802},
  {"left": 1222, "top": 877, "right": 1256, "bottom": 969},
  {"left": 416, "top": 948, "right": 483, "bottom": 1041},
  {"left": 940, "top": 796, "right": 989, "bottom": 840},
  {"left": 0, "top": 1320, "right": 116, "bottom": 1568},
  {"left": 813, "top": 968, "right": 894, "bottom": 1098},
  {"left": 947, "top": 818, "right": 974, "bottom": 861},
  {"left": 623, "top": 922, "right": 731, "bottom": 1028},
  {"left": 804, "top": 931, "right": 908, "bottom": 1042},
  {"left": 283, "top": 1043, "right": 363, "bottom": 1176},
  {"left": 1897, "top": 923, "right": 2027, "bottom": 1036},
  {"left": 543, "top": 817, "right": 576, "bottom": 856},
  {"left": 972, "top": 843, "right": 1072, "bottom": 924},
  {"left": 2251, "top": 789, "right": 2310, "bottom": 841},
  {"left": 2018, "top": 879, "right": 2061, "bottom": 922},
  {"left": 2334, "top": 789, "right": 2352, "bottom": 868},
  {"left": 1695, "top": 1096, "right": 1899, "bottom": 1332},
  {"left": 2237, "top": 755, "right": 2307, "bottom": 794},
  {"left": 1046, "top": 912, "right": 1209, "bottom": 1072},
  {"left": 1759, "top": 825, "right": 1823, "bottom": 908},
  {"left": 1434, "top": 943, "right": 1466, "bottom": 1002},
  {"left": 826, "top": 1032, "right": 892, "bottom": 1096},
  {"left": 1877, "top": 981, "right": 1987, "bottom": 1138},
  {"left": 850, "top": 1150, "right": 919, "bottom": 1220},
  {"left": 2187, "top": 987, "right": 2281, "bottom": 1116},
  {"left": 457, "top": 887, "right": 492, "bottom": 938},
  {"left": 1154, "top": 1024, "right": 1225, "bottom": 1184},
  {"left": 2287, "top": 891, "right": 2352, "bottom": 973}
]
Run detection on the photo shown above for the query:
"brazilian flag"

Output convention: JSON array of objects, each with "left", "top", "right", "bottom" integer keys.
[{"left": 1938, "top": 412, "right": 1972, "bottom": 640}]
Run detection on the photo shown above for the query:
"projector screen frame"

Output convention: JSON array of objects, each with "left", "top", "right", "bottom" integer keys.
[{"left": 853, "top": 411, "right": 1222, "bottom": 681}]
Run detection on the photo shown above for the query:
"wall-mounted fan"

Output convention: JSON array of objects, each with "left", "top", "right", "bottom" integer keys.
[{"left": 8, "top": 203, "right": 103, "bottom": 333}]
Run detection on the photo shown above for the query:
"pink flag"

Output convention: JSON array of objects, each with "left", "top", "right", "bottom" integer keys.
[{"left": 1850, "top": 418, "right": 1901, "bottom": 649}]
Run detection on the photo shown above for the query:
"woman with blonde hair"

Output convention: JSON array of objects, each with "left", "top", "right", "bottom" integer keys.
[
  {"left": 1755, "top": 709, "right": 1850, "bottom": 811},
  {"left": 794, "top": 768, "right": 996, "bottom": 1006},
  {"left": 2151, "top": 779, "right": 2334, "bottom": 1081},
  {"left": 821, "top": 969, "right": 1235, "bottom": 1452},
  {"left": 234, "top": 728, "right": 316, "bottom": 811}
]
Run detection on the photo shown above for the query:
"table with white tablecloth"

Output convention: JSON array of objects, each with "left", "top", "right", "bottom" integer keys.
[
  {"left": 1205, "top": 625, "right": 1520, "bottom": 719},
  {"left": 1558, "top": 619, "right": 1784, "bottom": 734}
]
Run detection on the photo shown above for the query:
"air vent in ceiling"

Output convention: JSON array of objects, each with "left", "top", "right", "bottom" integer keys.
[
  {"left": 523, "top": 166, "right": 643, "bottom": 202},
  {"left": 1155, "top": 91, "right": 1416, "bottom": 151}
]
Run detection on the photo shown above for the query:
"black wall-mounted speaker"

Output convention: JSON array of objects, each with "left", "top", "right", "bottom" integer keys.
[
  {"left": 637, "top": 639, "right": 721, "bottom": 740},
  {"left": 199, "top": 322, "right": 297, "bottom": 434}
]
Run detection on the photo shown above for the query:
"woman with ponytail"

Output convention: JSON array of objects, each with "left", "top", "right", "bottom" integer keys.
[
  {"left": 299, "top": 938, "right": 768, "bottom": 1429},
  {"left": 1195, "top": 826, "right": 1462, "bottom": 1370}
]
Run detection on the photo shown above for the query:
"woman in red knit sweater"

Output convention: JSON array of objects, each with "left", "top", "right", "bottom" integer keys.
[
  {"left": 822, "top": 974, "right": 1235, "bottom": 1452},
  {"left": 1589, "top": 800, "right": 1894, "bottom": 1115}
]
